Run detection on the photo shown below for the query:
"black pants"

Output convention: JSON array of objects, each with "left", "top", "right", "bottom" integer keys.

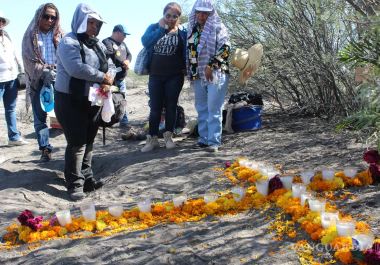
[{"left": 54, "top": 91, "right": 101, "bottom": 191}]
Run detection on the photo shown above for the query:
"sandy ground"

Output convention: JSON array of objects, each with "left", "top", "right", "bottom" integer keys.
[{"left": 0, "top": 78, "right": 379, "bottom": 265}]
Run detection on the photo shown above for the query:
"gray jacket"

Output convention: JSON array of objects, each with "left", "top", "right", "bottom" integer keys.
[{"left": 55, "top": 3, "right": 110, "bottom": 96}]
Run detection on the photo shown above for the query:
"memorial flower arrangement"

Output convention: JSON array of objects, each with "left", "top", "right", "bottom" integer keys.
[{"left": 363, "top": 150, "right": 380, "bottom": 183}]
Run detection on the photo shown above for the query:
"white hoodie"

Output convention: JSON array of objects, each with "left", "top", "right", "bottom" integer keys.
[{"left": 0, "top": 33, "right": 22, "bottom": 83}]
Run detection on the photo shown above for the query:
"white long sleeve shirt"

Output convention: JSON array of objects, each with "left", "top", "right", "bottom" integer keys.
[{"left": 0, "top": 33, "right": 22, "bottom": 83}]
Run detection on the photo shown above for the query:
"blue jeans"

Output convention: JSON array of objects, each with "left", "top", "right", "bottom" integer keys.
[
  {"left": 193, "top": 74, "right": 230, "bottom": 146},
  {"left": 0, "top": 79, "right": 20, "bottom": 141},
  {"left": 115, "top": 79, "right": 129, "bottom": 125},
  {"left": 31, "top": 81, "right": 53, "bottom": 151},
  {"left": 148, "top": 74, "right": 184, "bottom": 136}
]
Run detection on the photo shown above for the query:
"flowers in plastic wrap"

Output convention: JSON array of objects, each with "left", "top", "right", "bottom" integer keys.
[{"left": 269, "top": 175, "right": 283, "bottom": 191}]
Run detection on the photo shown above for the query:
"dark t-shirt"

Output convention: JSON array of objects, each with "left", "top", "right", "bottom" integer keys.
[
  {"left": 102, "top": 37, "right": 132, "bottom": 80},
  {"left": 149, "top": 29, "right": 184, "bottom": 75}
]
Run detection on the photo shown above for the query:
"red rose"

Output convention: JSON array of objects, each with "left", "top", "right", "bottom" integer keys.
[{"left": 363, "top": 150, "right": 380, "bottom": 164}]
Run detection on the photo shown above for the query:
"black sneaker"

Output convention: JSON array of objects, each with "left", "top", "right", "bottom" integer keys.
[
  {"left": 191, "top": 142, "right": 208, "bottom": 149},
  {"left": 84, "top": 178, "right": 106, "bottom": 192},
  {"left": 40, "top": 149, "right": 52, "bottom": 162}
]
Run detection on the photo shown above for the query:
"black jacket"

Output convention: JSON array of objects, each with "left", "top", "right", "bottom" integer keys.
[{"left": 102, "top": 37, "right": 132, "bottom": 80}]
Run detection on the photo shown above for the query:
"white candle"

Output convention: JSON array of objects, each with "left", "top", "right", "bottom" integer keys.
[
  {"left": 173, "top": 195, "right": 187, "bottom": 207},
  {"left": 309, "top": 198, "right": 326, "bottom": 213},
  {"left": 321, "top": 211, "right": 339, "bottom": 229},
  {"left": 138, "top": 198, "right": 151, "bottom": 213},
  {"left": 301, "top": 171, "right": 314, "bottom": 185},
  {"left": 83, "top": 208, "right": 96, "bottom": 221},
  {"left": 300, "top": 191, "right": 316, "bottom": 206},
  {"left": 232, "top": 188, "right": 246, "bottom": 202},
  {"left": 352, "top": 233, "right": 374, "bottom": 251},
  {"left": 238, "top": 158, "right": 247, "bottom": 167},
  {"left": 344, "top": 167, "right": 358, "bottom": 178},
  {"left": 322, "top": 168, "right": 335, "bottom": 181},
  {"left": 281, "top": 175, "right": 294, "bottom": 189},
  {"left": 256, "top": 179, "right": 269, "bottom": 196},
  {"left": 204, "top": 193, "right": 218, "bottom": 204},
  {"left": 56, "top": 210, "right": 72, "bottom": 227},
  {"left": 248, "top": 163, "right": 259, "bottom": 171},
  {"left": 292, "top": 183, "right": 306, "bottom": 198},
  {"left": 336, "top": 218, "right": 356, "bottom": 237},
  {"left": 109, "top": 205, "right": 123, "bottom": 218},
  {"left": 267, "top": 169, "right": 280, "bottom": 179}
]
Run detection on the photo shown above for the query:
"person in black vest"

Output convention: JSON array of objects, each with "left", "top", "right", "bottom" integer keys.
[{"left": 102, "top": 25, "right": 132, "bottom": 129}]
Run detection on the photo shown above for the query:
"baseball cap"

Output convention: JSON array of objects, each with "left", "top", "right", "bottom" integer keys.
[
  {"left": 88, "top": 13, "right": 106, "bottom": 23},
  {"left": 113, "top": 24, "right": 130, "bottom": 35}
]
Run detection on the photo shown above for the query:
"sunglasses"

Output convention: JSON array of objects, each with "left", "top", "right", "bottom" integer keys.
[
  {"left": 42, "top": 14, "right": 57, "bottom": 21},
  {"left": 0, "top": 18, "right": 5, "bottom": 24},
  {"left": 195, "top": 11, "right": 211, "bottom": 15},
  {"left": 165, "top": 13, "right": 179, "bottom": 20}
]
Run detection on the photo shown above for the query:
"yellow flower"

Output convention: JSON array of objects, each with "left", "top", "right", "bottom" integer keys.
[
  {"left": 58, "top": 228, "right": 68, "bottom": 237},
  {"left": 96, "top": 220, "right": 107, "bottom": 231},
  {"left": 334, "top": 248, "right": 354, "bottom": 264},
  {"left": 80, "top": 221, "right": 96, "bottom": 231}
]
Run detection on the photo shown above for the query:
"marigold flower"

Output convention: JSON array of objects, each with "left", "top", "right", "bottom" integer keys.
[
  {"left": 96, "top": 220, "right": 107, "bottom": 231},
  {"left": 321, "top": 231, "right": 339, "bottom": 245},
  {"left": 80, "top": 221, "right": 96, "bottom": 232},
  {"left": 334, "top": 248, "right": 355, "bottom": 264},
  {"left": 330, "top": 236, "right": 352, "bottom": 250},
  {"left": 58, "top": 228, "right": 68, "bottom": 237}
]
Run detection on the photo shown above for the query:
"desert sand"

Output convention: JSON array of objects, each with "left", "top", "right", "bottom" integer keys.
[{"left": 0, "top": 78, "right": 379, "bottom": 264}]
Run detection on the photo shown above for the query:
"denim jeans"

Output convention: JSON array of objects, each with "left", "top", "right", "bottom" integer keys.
[
  {"left": 193, "top": 74, "right": 230, "bottom": 146},
  {"left": 148, "top": 74, "right": 184, "bottom": 136},
  {"left": 115, "top": 79, "right": 129, "bottom": 125},
  {"left": 31, "top": 80, "right": 53, "bottom": 151},
  {"left": 0, "top": 79, "right": 20, "bottom": 141}
]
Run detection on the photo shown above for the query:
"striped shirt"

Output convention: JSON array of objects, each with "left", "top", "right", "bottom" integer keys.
[{"left": 38, "top": 30, "right": 56, "bottom": 66}]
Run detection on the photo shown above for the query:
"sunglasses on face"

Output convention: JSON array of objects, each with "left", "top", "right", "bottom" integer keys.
[
  {"left": 0, "top": 19, "right": 5, "bottom": 24},
  {"left": 42, "top": 14, "right": 57, "bottom": 21},
  {"left": 195, "top": 11, "right": 211, "bottom": 15},
  {"left": 165, "top": 13, "right": 179, "bottom": 20}
]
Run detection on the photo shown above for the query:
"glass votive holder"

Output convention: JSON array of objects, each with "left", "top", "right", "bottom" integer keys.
[
  {"left": 336, "top": 218, "right": 356, "bottom": 237},
  {"left": 321, "top": 209, "right": 339, "bottom": 229},
  {"left": 173, "top": 194, "right": 187, "bottom": 207},
  {"left": 301, "top": 171, "right": 314, "bottom": 185},
  {"left": 108, "top": 205, "right": 123, "bottom": 218},
  {"left": 238, "top": 158, "right": 247, "bottom": 167},
  {"left": 308, "top": 197, "right": 326, "bottom": 213},
  {"left": 280, "top": 174, "right": 294, "bottom": 189},
  {"left": 232, "top": 187, "right": 246, "bottom": 202},
  {"left": 352, "top": 230, "right": 374, "bottom": 251},
  {"left": 204, "top": 193, "right": 218, "bottom": 204},
  {"left": 344, "top": 167, "right": 358, "bottom": 178},
  {"left": 138, "top": 198, "right": 151, "bottom": 213},
  {"left": 292, "top": 183, "right": 306, "bottom": 198},
  {"left": 81, "top": 203, "right": 96, "bottom": 221},
  {"left": 56, "top": 210, "right": 72, "bottom": 227},
  {"left": 300, "top": 191, "right": 316, "bottom": 206},
  {"left": 322, "top": 168, "right": 335, "bottom": 181},
  {"left": 256, "top": 179, "right": 269, "bottom": 196}
]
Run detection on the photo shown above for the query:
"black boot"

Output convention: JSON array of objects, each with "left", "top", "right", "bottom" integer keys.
[
  {"left": 65, "top": 145, "right": 86, "bottom": 201},
  {"left": 84, "top": 178, "right": 106, "bottom": 192},
  {"left": 81, "top": 144, "right": 106, "bottom": 192}
]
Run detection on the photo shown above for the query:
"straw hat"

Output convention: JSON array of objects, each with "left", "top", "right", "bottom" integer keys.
[
  {"left": 0, "top": 10, "right": 10, "bottom": 27},
  {"left": 231, "top": 43, "right": 263, "bottom": 84}
]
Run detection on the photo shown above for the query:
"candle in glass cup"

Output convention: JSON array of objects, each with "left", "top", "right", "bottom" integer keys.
[
  {"left": 256, "top": 179, "right": 269, "bottom": 196},
  {"left": 267, "top": 169, "right": 280, "bottom": 179},
  {"left": 309, "top": 197, "right": 326, "bottom": 213},
  {"left": 301, "top": 171, "right": 314, "bottom": 185},
  {"left": 281, "top": 175, "right": 294, "bottom": 189},
  {"left": 352, "top": 231, "right": 374, "bottom": 251},
  {"left": 173, "top": 194, "right": 187, "bottom": 207},
  {"left": 138, "top": 198, "right": 151, "bottom": 212},
  {"left": 344, "top": 167, "right": 358, "bottom": 178},
  {"left": 321, "top": 209, "right": 339, "bottom": 229},
  {"left": 249, "top": 163, "right": 259, "bottom": 171},
  {"left": 300, "top": 191, "right": 316, "bottom": 206},
  {"left": 336, "top": 218, "right": 356, "bottom": 237},
  {"left": 56, "top": 210, "right": 72, "bottom": 227},
  {"left": 80, "top": 203, "right": 96, "bottom": 221},
  {"left": 204, "top": 193, "right": 218, "bottom": 204},
  {"left": 238, "top": 158, "right": 247, "bottom": 167},
  {"left": 109, "top": 205, "right": 123, "bottom": 218},
  {"left": 232, "top": 187, "right": 246, "bottom": 202},
  {"left": 292, "top": 183, "right": 306, "bottom": 198},
  {"left": 322, "top": 168, "right": 335, "bottom": 181}
]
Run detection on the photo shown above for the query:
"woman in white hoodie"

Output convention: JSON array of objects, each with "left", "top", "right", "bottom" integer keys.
[{"left": 0, "top": 10, "right": 29, "bottom": 146}]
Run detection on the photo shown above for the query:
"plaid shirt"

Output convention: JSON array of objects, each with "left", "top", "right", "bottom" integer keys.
[{"left": 38, "top": 30, "right": 56, "bottom": 66}]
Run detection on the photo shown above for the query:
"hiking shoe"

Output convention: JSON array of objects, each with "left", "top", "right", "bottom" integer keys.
[
  {"left": 164, "top": 131, "right": 176, "bottom": 149},
  {"left": 206, "top": 145, "right": 219, "bottom": 152},
  {"left": 141, "top": 135, "right": 159, "bottom": 152},
  {"left": 84, "top": 178, "right": 106, "bottom": 192},
  {"left": 68, "top": 189, "right": 85, "bottom": 201},
  {"left": 8, "top": 137, "right": 30, "bottom": 146},
  {"left": 120, "top": 124, "right": 132, "bottom": 130},
  {"left": 40, "top": 149, "right": 52, "bottom": 162},
  {"left": 191, "top": 142, "right": 208, "bottom": 149}
]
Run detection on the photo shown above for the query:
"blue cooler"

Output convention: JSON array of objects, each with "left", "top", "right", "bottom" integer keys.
[{"left": 231, "top": 106, "right": 262, "bottom": 131}]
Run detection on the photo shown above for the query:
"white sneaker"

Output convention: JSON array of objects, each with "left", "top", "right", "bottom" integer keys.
[
  {"left": 164, "top": 131, "right": 176, "bottom": 149},
  {"left": 8, "top": 137, "right": 30, "bottom": 146},
  {"left": 141, "top": 135, "right": 159, "bottom": 152}
]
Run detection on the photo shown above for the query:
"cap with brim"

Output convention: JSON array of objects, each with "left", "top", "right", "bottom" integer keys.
[
  {"left": 0, "top": 10, "right": 10, "bottom": 27},
  {"left": 88, "top": 13, "right": 106, "bottom": 23},
  {"left": 231, "top": 43, "right": 263, "bottom": 84},
  {"left": 40, "top": 84, "right": 55, "bottom": 112},
  {"left": 194, "top": 6, "right": 213, "bottom": 12},
  {"left": 113, "top": 24, "right": 130, "bottom": 35}
]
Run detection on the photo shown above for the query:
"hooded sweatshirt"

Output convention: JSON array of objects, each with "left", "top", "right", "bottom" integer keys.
[{"left": 55, "top": 3, "right": 108, "bottom": 96}]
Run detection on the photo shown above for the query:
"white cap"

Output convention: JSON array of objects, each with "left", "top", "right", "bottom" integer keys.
[{"left": 88, "top": 13, "right": 106, "bottom": 23}]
